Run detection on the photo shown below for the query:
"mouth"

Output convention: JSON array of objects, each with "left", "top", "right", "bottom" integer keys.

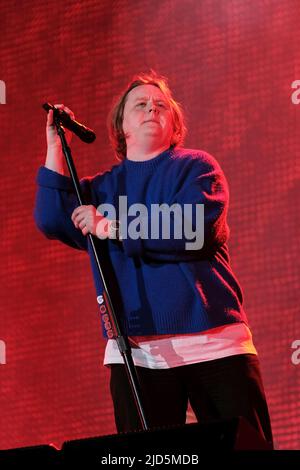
[{"left": 143, "top": 120, "right": 160, "bottom": 124}]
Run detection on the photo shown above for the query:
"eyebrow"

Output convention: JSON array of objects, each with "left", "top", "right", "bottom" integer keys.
[{"left": 133, "top": 96, "right": 168, "bottom": 103}]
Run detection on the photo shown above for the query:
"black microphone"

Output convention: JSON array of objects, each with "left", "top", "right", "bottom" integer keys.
[{"left": 42, "top": 102, "right": 96, "bottom": 144}]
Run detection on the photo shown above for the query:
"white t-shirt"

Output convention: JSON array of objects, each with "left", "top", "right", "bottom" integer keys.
[{"left": 104, "top": 322, "right": 257, "bottom": 369}]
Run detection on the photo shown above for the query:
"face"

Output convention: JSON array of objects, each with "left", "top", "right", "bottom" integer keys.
[{"left": 122, "top": 84, "right": 174, "bottom": 151}]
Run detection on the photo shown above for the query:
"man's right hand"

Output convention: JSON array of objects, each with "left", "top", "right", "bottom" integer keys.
[
  {"left": 46, "top": 104, "right": 75, "bottom": 149},
  {"left": 45, "top": 104, "right": 75, "bottom": 174}
]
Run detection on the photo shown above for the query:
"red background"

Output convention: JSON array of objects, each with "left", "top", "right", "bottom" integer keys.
[{"left": 1, "top": 0, "right": 299, "bottom": 450}]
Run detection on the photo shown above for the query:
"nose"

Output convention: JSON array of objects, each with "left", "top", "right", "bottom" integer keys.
[{"left": 148, "top": 101, "right": 158, "bottom": 114}]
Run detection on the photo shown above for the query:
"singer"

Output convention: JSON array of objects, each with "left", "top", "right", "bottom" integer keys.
[{"left": 34, "top": 70, "right": 273, "bottom": 446}]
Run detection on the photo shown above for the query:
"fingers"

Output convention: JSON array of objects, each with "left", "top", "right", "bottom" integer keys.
[
  {"left": 71, "top": 205, "right": 89, "bottom": 222},
  {"left": 71, "top": 205, "right": 105, "bottom": 236},
  {"left": 71, "top": 205, "right": 102, "bottom": 219},
  {"left": 81, "top": 226, "right": 89, "bottom": 236},
  {"left": 72, "top": 214, "right": 84, "bottom": 229},
  {"left": 47, "top": 104, "right": 75, "bottom": 127},
  {"left": 72, "top": 211, "right": 88, "bottom": 231},
  {"left": 47, "top": 109, "right": 54, "bottom": 127},
  {"left": 71, "top": 210, "right": 85, "bottom": 228},
  {"left": 78, "top": 219, "right": 87, "bottom": 230},
  {"left": 63, "top": 107, "right": 75, "bottom": 120},
  {"left": 71, "top": 205, "right": 110, "bottom": 239},
  {"left": 53, "top": 104, "right": 75, "bottom": 120},
  {"left": 71, "top": 205, "right": 93, "bottom": 231}
]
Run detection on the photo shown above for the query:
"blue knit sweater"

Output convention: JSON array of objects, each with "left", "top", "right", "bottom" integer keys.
[{"left": 34, "top": 146, "right": 248, "bottom": 338}]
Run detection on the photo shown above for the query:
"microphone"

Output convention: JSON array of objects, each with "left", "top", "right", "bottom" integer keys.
[{"left": 42, "top": 102, "right": 96, "bottom": 144}]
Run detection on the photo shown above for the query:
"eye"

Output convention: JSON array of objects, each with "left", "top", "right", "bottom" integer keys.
[
  {"left": 136, "top": 102, "right": 146, "bottom": 107},
  {"left": 157, "top": 102, "right": 167, "bottom": 109}
]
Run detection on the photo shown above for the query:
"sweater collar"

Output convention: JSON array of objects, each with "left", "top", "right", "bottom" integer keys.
[{"left": 123, "top": 146, "right": 174, "bottom": 173}]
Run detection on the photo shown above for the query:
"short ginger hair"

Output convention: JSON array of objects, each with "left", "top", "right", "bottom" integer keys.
[{"left": 107, "top": 70, "right": 187, "bottom": 161}]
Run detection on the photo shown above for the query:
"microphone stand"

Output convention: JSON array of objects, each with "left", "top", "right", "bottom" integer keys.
[{"left": 52, "top": 110, "right": 149, "bottom": 431}]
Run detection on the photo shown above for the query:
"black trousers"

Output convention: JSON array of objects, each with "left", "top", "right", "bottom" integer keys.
[{"left": 110, "top": 353, "right": 273, "bottom": 446}]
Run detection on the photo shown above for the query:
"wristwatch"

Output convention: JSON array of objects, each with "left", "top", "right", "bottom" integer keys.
[{"left": 109, "top": 219, "right": 122, "bottom": 241}]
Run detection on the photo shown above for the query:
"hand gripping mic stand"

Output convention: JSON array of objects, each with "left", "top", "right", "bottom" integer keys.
[{"left": 49, "top": 106, "right": 149, "bottom": 431}]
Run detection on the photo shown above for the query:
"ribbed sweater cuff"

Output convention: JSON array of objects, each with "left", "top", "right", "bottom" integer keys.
[{"left": 36, "top": 166, "right": 73, "bottom": 191}]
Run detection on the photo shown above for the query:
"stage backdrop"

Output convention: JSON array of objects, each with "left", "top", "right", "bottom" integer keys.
[{"left": 1, "top": 0, "right": 299, "bottom": 451}]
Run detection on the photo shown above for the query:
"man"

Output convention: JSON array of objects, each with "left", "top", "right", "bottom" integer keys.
[{"left": 34, "top": 71, "right": 273, "bottom": 446}]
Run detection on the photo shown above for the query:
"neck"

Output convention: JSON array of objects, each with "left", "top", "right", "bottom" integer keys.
[{"left": 126, "top": 143, "right": 170, "bottom": 162}]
